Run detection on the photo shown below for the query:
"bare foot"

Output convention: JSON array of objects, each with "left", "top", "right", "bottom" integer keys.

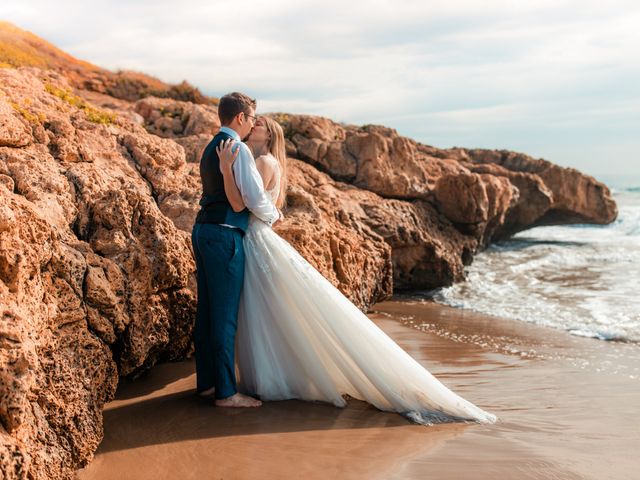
[{"left": 215, "top": 392, "right": 262, "bottom": 408}]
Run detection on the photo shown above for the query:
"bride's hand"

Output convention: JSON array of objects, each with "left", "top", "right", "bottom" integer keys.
[{"left": 216, "top": 139, "right": 239, "bottom": 175}]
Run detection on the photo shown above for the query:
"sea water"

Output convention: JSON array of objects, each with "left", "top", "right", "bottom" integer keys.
[{"left": 430, "top": 179, "right": 640, "bottom": 343}]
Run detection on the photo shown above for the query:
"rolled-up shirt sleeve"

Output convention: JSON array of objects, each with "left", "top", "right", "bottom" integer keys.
[{"left": 232, "top": 142, "right": 279, "bottom": 225}]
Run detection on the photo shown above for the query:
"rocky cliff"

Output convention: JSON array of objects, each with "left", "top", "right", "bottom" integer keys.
[{"left": 0, "top": 22, "right": 617, "bottom": 480}]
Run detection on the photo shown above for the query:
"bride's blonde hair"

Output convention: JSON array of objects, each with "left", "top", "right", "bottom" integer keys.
[{"left": 262, "top": 116, "right": 287, "bottom": 209}]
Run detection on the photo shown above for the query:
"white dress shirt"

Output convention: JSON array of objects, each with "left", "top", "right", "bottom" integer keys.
[{"left": 219, "top": 126, "right": 279, "bottom": 226}]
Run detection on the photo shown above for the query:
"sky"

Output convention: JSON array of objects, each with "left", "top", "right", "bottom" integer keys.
[{"left": 2, "top": 0, "right": 640, "bottom": 180}]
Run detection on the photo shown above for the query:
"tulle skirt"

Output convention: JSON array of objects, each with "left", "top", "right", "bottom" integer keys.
[{"left": 236, "top": 217, "right": 497, "bottom": 425}]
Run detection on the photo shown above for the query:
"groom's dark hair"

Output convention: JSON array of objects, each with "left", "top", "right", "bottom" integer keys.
[{"left": 218, "top": 92, "right": 257, "bottom": 125}]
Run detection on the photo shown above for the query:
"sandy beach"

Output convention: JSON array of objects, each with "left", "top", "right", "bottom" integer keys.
[{"left": 76, "top": 300, "right": 640, "bottom": 480}]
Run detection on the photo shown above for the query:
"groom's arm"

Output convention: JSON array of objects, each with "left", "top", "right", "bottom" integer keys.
[{"left": 232, "top": 142, "right": 279, "bottom": 225}]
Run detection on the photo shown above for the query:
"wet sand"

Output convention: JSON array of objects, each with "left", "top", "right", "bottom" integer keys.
[{"left": 77, "top": 300, "right": 640, "bottom": 480}]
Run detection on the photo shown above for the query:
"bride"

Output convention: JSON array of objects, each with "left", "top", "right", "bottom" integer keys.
[{"left": 217, "top": 116, "right": 497, "bottom": 425}]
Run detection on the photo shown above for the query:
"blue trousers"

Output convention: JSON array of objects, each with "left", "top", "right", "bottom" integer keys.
[{"left": 191, "top": 223, "right": 245, "bottom": 400}]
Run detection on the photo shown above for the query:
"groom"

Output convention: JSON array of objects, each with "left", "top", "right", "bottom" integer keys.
[{"left": 192, "top": 92, "right": 279, "bottom": 407}]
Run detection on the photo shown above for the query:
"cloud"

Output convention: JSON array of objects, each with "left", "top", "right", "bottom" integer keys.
[{"left": 2, "top": 0, "right": 639, "bottom": 176}]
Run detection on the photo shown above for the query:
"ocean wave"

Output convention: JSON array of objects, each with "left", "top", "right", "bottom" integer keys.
[
  {"left": 430, "top": 192, "right": 640, "bottom": 344},
  {"left": 432, "top": 282, "right": 640, "bottom": 344}
]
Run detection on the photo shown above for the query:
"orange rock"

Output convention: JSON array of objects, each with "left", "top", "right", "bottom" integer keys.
[
  {"left": 0, "top": 101, "right": 32, "bottom": 148},
  {"left": 463, "top": 162, "right": 553, "bottom": 239},
  {"left": 277, "top": 115, "right": 466, "bottom": 196},
  {"left": 1, "top": 68, "right": 195, "bottom": 479},
  {"left": 0, "top": 55, "right": 619, "bottom": 480},
  {"left": 134, "top": 96, "right": 220, "bottom": 139},
  {"left": 279, "top": 113, "right": 617, "bottom": 243},
  {"left": 449, "top": 148, "right": 617, "bottom": 226}
]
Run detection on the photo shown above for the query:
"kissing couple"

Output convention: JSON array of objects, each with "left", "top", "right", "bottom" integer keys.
[{"left": 191, "top": 92, "right": 497, "bottom": 424}]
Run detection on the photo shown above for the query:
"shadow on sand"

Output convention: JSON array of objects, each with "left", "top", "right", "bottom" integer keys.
[{"left": 98, "top": 358, "right": 469, "bottom": 455}]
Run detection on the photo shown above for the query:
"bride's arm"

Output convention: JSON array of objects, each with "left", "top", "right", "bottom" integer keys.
[{"left": 217, "top": 139, "right": 246, "bottom": 212}]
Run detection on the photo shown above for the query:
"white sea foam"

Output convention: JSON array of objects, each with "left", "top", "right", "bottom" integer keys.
[{"left": 431, "top": 188, "right": 640, "bottom": 343}]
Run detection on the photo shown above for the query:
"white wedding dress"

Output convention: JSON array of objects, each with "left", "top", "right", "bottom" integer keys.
[{"left": 236, "top": 155, "right": 497, "bottom": 425}]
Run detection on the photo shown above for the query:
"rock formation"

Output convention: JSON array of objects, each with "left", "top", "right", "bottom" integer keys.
[
  {"left": 276, "top": 112, "right": 616, "bottom": 253},
  {"left": 0, "top": 67, "right": 198, "bottom": 479},
  {"left": 0, "top": 21, "right": 618, "bottom": 480}
]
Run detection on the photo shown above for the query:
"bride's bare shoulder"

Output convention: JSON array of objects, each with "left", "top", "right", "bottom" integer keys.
[
  {"left": 256, "top": 153, "right": 278, "bottom": 166},
  {"left": 255, "top": 154, "right": 278, "bottom": 186},
  {"left": 256, "top": 153, "right": 279, "bottom": 173}
]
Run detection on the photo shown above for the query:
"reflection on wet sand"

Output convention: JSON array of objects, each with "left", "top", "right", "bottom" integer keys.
[
  {"left": 77, "top": 357, "right": 468, "bottom": 480},
  {"left": 77, "top": 301, "right": 640, "bottom": 480}
]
